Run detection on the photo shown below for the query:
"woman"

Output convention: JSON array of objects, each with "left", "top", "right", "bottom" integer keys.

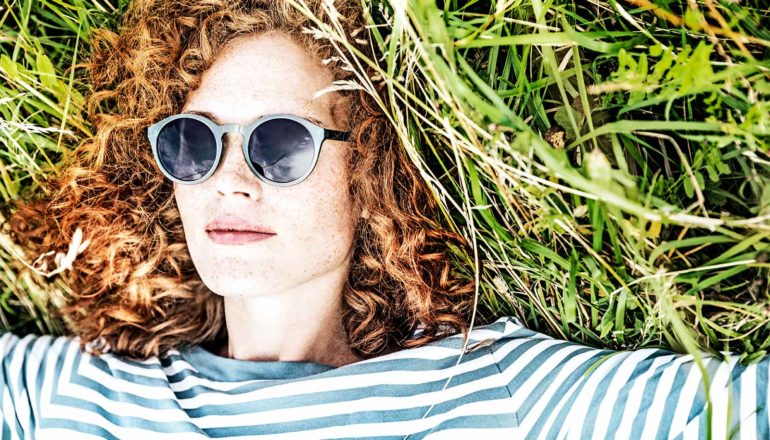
[{"left": 2, "top": 0, "right": 768, "bottom": 438}]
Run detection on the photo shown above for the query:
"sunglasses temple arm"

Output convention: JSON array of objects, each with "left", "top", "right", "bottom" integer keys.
[{"left": 325, "top": 129, "right": 350, "bottom": 142}]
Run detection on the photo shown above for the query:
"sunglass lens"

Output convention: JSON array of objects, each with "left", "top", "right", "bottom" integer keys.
[
  {"left": 248, "top": 119, "right": 314, "bottom": 184},
  {"left": 157, "top": 118, "right": 217, "bottom": 182}
]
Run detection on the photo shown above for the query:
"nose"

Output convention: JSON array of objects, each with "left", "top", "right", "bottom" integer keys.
[{"left": 213, "top": 131, "right": 263, "bottom": 201}]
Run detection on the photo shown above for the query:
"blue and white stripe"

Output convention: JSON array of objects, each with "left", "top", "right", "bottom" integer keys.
[{"left": 0, "top": 316, "right": 766, "bottom": 439}]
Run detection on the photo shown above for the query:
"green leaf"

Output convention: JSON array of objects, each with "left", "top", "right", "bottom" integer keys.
[
  {"left": 0, "top": 54, "right": 20, "bottom": 82},
  {"left": 521, "top": 238, "right": 570, "bottom": 270},
  {"left": 36, "top": 53, "right": 58, "bottom": 90},
  {"left": 554, "top": 105, "right": 581, "bottom": 140}
]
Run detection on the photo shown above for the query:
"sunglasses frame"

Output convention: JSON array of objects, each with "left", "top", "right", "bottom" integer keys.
[{"left": 147, "top": 112, "right": 350, "bottom": 187}]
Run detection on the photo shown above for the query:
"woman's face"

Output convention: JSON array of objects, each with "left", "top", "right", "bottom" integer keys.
[{"left": 174, "top": 32, "right": 357, "bottom": 298}]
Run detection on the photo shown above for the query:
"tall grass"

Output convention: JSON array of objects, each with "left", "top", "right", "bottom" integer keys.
[
  {"left": 292, "top": 0, "right": 770, "bottom": 364},
  {"left": 1, "top": 0, "right": 769, "bottom": 371}
]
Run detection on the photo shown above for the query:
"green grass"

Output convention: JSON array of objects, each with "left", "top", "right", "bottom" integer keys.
[
  {"left": 2, "top": 0, "right": 769, "bottom": 366},
  {"left": 289, "top": 0, "right": 770, "bottom": 364}
]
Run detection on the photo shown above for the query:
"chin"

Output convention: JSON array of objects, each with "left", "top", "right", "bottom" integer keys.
[{"left": 203, "top": 281, "right": 275, "bottom": 298}]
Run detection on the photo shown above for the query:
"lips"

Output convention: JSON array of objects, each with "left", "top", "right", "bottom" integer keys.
[
  {"left": 205, "top": 215, "right": 276, "bottom": 245},
  {"left": 205, "top": 215, "right": 276, "bottom": 234},
  {"left": 206, "top": 230, "right": 274, "bottom": 245}
]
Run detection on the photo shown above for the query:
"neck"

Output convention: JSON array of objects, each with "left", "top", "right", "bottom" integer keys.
[{"left": 214, "top": 263, "right": 363, "bottom": 368}]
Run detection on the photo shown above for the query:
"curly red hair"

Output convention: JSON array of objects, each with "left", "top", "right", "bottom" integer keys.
[{"left": 4, "top": 0, "right": 479, "bottom": 360}]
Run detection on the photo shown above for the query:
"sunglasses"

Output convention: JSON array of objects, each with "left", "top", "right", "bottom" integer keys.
[{"left": 146, "top": 112, "right": 350, "bottom": 187}]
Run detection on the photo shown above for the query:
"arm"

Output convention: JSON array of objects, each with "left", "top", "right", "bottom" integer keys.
[{"left": 489, "top": 325, "right": 767, "bottom": 439}]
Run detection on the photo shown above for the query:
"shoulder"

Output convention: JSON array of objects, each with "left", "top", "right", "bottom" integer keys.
[
  {"left": 464, "top": 315, "right": 551, "bottom": 354},
  {"left": 0, "top": 332, "right": 93, "bottom": 388},
  {"left": 479, "top": 316, "right": 707, "bottom": 386},
  {"left": 399, "top": 315, "right": 541, "bottom": 358},
  {"left": 0, "top": 331, "right": 170, "bottom": 403},
  {"left": 0, "top": 331, "right": 148, "bottom": 380},
  {"left": 0, "top": 331, "right": 76, "bottom": 365}
]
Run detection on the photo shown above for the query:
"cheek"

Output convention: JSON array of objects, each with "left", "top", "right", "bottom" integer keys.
[
  {"left": 174, "top": 188, "right": 202, "bottom": 234},
  {"left": 292, "top": 151, "right": 354, "bottom": 236}
]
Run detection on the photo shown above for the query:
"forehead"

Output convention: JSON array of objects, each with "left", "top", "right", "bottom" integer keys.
[{"left": 182, "top": 32, "right": 339, "bottom": 126}]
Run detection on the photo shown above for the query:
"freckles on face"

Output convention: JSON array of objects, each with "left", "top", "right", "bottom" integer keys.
[
  {"left": 271, "top": 142, "right": 355, "bottom": 271},
  {"left": 170, "top": 32, "right": 357, "bottom": 298}
]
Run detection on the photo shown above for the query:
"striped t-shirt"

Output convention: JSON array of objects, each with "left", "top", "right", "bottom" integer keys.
[{"left": 0, "top": 315, "right": 767, "bottom": 439}]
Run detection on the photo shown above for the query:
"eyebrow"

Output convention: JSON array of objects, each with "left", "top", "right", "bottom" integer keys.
[{"left": 184, "top": 109, "right": 326, "bottom": 127}]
